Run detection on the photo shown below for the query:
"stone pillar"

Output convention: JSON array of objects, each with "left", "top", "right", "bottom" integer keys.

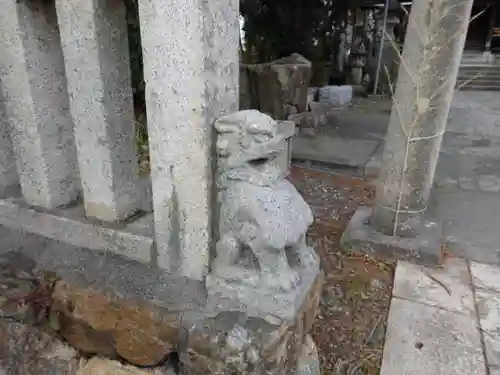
[
  {"left": 0, "top": 88, "right": 19, "bottom": 197},
  {"left": 486, "top": 3, "right": 498, "bottom": 52},
  {"left": 55, "top": 0, "right": 140, "bottom": 222},
  {"left": 372, "top": 0, "right": 474, "bottom": 236},
  {"left": 0, "top": 0, "right": 79, "bottom": 209},
  {"left": 138, "top": 0, "right": 239, "bottom": 279},
  {"left": 375, "top": 13, "right": 401, "bottom": 93}
]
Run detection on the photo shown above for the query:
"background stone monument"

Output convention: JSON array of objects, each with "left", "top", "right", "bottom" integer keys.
[{"left": 240, "top": 54, "right": 312, "bottom": 120}]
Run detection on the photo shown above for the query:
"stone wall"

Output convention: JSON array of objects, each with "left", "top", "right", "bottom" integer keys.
[
  {"left": 0, "top": 236, "right": 322, "bottom": 375},
  {"left": 0, "top": 0, "right": 239, "bottom": 282},
  {"left": 0, "top": 0, "right": 322, "bottom": 373}
]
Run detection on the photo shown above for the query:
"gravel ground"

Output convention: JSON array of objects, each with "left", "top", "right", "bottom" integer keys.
[{"left": 289, "top": 166, "right": 395, "bottom": 375}]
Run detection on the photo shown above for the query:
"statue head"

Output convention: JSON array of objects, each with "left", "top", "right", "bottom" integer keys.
[{"left": 215, "top": 110, "right": 287, "bottom": 170}]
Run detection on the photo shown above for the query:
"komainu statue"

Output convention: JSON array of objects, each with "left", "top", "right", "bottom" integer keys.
[{"left": 212, "top": 110, "right": 317, "bottom": 292}]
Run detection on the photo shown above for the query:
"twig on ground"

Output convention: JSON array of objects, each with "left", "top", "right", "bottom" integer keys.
[{"left": 365, "top": 315, "right": 384, "bottom": 345}]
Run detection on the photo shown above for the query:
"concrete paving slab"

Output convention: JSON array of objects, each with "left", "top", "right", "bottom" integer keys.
[
  {"left": 478, "top": 175, "right": 500, "bottom": 193},
  {"left": 435, "top": 149, "right": 500, "bottom": 193},
  {"left": 381, "top": 298, "right": 485, "bottom": 375},
  {"left": 470, "top": 262, "right": 500, "bottom": 292},
  {"left": 393, "top": 259, "right": 475, "bottom": 315},
  {"left": 483, "top": 332, "right": 500, "bottom": 369},
  {"left": 292, "top": 135, "right": 379, "bottom": 168},
  {"left": 430, "top": 188, "right": 500, "bottom": 265},
  {"left": 327, "top": 111, "right": 389, "bottom": 141},
  {"left": 475, "top": 288, "right": 500, "bottom": 369},
  {"left": 365, "top": 129, "right": 500, "bottom": 183},
  {"left": 448, "top": 91, "right": 500, "bottom": 138},
  {"left": 475, "top": 288, "right": 500, "bottom": 334}
]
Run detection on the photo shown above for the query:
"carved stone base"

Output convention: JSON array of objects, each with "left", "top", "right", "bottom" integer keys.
[
  {"left": 190, "top": 251, "right": 324, "bottom": 375},
  {"left": 206, "top": 249, "right": 321, "bottom": 320}
]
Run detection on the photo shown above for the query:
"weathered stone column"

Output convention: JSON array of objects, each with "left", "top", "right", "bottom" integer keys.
[
  {"left": 0, "top": 88, "right": 19, "bottom": 197},
  {"left": 0, "top": 0, "right": 80, "bottom": 209},
  {"left": 138, "top": 0, "right": 239, "bottom": 279},
  {"left": 485, "top": 3, "right": 498, "bottom": 52},
  {"left": 55, "top": 0, "right": 141, "bottom": 222},
  {"left": 372, "top": 0, "right": 473, "bottom": 237},
  {"left": 342, "top": 0, "right": 473, "bottom": 264}
]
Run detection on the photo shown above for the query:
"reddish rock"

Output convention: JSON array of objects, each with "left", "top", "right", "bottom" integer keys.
[
  {"left": 51, "top": 282, "right": 180, "bottom": 366},
  {"left": 114, "top": 306, "right": 177, "bottom": 365}
]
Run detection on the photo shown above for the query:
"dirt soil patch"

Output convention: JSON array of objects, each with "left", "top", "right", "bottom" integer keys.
[{"left": 289, "top": 166, "right": 395, "bottom": 375}]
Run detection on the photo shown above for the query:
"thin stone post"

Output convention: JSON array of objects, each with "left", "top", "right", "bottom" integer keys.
[
  {"left": 138, "top": 0, "right": 239, "bottom": 279},
  {"left": 55, "top": 0, "right": 141, "bottom": 222},
  {"left": 0, "top": 0, "right": 80, "bottom": 209},
  {"left": 371, "top": 0, "right": 474, "bottom": 236},
  {"left": 0, "top": 88, "right": 19, "bottom": 197}
]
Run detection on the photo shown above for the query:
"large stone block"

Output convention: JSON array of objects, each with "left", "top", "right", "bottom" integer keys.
[{"left": 240, "top": 54, "right": 312, "bottom": 120}]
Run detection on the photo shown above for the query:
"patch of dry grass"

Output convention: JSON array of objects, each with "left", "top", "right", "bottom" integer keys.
[{"left": 289, "top": 166, "right": 395, "bottom": 375}]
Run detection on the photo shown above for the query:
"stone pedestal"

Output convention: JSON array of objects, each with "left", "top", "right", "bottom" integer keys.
[
  {"left": 0, "top": 0, "right": 80, "bottom": 209},
  {"left": 343, "top": 0, "right": 474, "bottom": 263},
  {"left": 205, "top": 249, "right": 322, "bottom": 321},
  {"left": 195, "top": 253, "right": 323, "bottom": 375},
  {"left": 55, "top": 0, "right": 141, "bottom": 222}
]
